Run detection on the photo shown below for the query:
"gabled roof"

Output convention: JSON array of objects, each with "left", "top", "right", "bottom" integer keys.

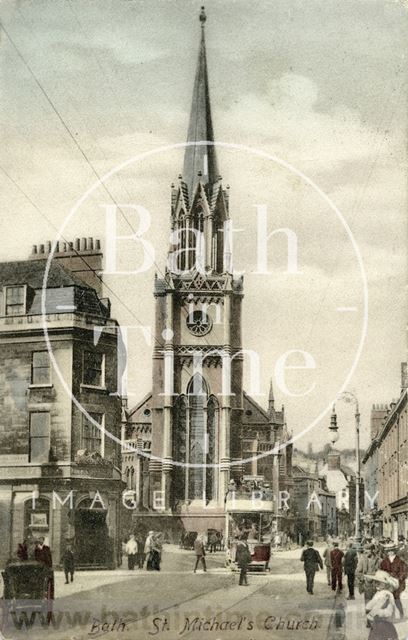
[
  {"left": 127, "top": 392, "right": 153, "bottom": 422},
  {"left": 243, "top": 391, "right": 270, "bottom": 423}
]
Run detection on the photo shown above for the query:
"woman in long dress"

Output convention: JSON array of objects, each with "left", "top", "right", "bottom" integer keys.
[{"left": 365, "top": 569, "right": 399, "bottom": 640}]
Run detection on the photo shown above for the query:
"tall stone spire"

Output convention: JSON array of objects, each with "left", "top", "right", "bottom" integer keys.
[
  {"left": 183, "top": 6, "right": 219, "bottom": 198},
  {"left": 268, "top": 378, "right": 275, "bottom": 416}
]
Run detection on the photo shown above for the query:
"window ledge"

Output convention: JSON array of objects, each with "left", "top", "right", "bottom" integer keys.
[
  {"left": 29, "top": 383, "right": 53, "bottom": 389},
  {"left": 80, "top": 384, "right": 107, "bottom": 392}
]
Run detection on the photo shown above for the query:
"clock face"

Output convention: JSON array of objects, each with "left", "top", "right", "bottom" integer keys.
[{"left": 186, "top": 310, "right": 212, "bottom": 336}]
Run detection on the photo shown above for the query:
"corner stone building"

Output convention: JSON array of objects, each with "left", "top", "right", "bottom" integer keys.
[
  {"left": 0, "top": 240, "right": 123, "bottom": 569},
  {"left": 122, "top": 11, "right": 293, "bottom": 537}
]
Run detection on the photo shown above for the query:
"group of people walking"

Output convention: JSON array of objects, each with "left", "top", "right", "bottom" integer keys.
[
  {"left": 301, "top": 535, "right": 408, "bottom": 640},
  {"left": 123, "top": 531, "right": 163, "bottom": 571}
]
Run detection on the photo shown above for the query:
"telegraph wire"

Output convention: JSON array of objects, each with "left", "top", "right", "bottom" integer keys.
[
  {"left": 0, "top": 164, "right": 162, "bottom": 346},
  {"left": 0, "top": 19, "right": 228, "bottom": 359}
]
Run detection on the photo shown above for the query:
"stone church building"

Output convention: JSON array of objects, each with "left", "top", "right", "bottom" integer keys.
[{"left": 123, "top": 9, "right": 293, "bottom": 536}]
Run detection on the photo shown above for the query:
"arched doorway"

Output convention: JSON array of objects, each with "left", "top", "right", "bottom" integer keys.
[{"left": 74, "top": 497, "right": 110, "bottom": 567}]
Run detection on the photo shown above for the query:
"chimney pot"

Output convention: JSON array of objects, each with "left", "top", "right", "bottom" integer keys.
[
  {"left": 32, "top": 245, "right": 37, "bottom": 255},
  {"left": 69, "top": 242, "right": 74, "bottom": 251},
  {"left": 39, "top": 244, "right": 45, "bottom": 254},
  {"left": 46, "top": 241, "right": 52, "bottom": 253},
  {"left": 95, "top": 239, "right": 101, "bottom": 251},
  {"left": 88, "top": 237, "right": 93, "bottom": 250},
  {"left": 55, "top": 241, "right": 60, "bottom": 253},
  {"left": 81, "top": 238, "right": 86, "bottom": 251},
  {"left": 74, "top": 238, "right": 80, "bottom": 251}
]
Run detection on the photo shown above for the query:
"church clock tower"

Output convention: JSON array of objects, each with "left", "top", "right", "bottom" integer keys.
[{"left": 149, "top": 7, "right": 244, "bottom": 528}]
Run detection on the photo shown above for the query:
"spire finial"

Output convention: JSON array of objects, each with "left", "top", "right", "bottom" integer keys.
[{"left": 200, "top": 6, "right": 207, "bottom": 25}]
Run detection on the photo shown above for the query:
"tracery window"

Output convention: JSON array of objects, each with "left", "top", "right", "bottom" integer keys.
[{"left": 172, "top": 374, "right": 219, "bottom": 504}]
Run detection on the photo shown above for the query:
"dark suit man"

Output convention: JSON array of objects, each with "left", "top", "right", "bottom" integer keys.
[
  {"left": 330, "top": 541, "right": 344, "bottom": 592},
  {"left": 300, "top": 540, "right": 323, "bottom": 594},
  {"left": 344, "top": 543, "right": 358, "bottom": 599}
]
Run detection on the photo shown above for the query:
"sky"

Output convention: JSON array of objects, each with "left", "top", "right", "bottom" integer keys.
[{"left": 0, "top": 0, "right": 407, "bottom": 452}]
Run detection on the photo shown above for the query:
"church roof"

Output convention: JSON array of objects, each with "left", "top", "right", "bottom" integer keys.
[
  {"left": 182, "top": 7, "right": 219, "bottom": 198},
  {"left": 243, "top": 391, "right": 271, "bottom": 423},
  {"left": 127, "top": 392, "right": 153, "bottom": 423}
]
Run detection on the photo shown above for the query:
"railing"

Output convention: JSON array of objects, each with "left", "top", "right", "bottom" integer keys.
[{"left": 227, "top": 489, "right": 274, "bottom": 501}]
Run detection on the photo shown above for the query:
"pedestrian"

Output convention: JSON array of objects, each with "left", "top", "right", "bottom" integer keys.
[
  {"left": 344, "top": 542, "right": 358, "bottom": 600},
  {"left": 62, "top": 544, "right": 75, "bottom": 584},
  {"left": 364, "top": 570, "right": 399, "bottom": 640},
  {"left": 300, "top": 539, "right": 323, "bottom": 595},
  {"left": 146, "top": 532, "right": 162, "bottom": 571},
  {"left": 323, "top": 540, "right": 332, "bottom": 587},
  {"left": 34, "top": 536, "right": 54, "bottom": 605},
  {"left": 145, "top": 531, "right": 155, "bottom": 570},
  {"left": 152, "top": 533, "right": 163, "bottom": 570},
  {"left": 17, "top": 540, "right": 28, "bottom": 561},
  {"left": 125, "top": 534, "right": 138, "bottom": 570},
  {"left": 208, "top": 531, "right": 217, "bottom": 553},
  {"left": 136, "top": 531, "right": 146, "bottom": 568},
  {"left": 235, "top": 533, "right": 252, "bottom": 586},
  {"left": 380, "top": 542, "right": 407, "bottom": 620},
  {"left": 398, "top": 535, "right": 408, "bottom": 563},
  {"left": 357, "top": 544, "right": 380, "bottom": 627},
  {"left": 330, "top": 540, "right": 344, "bottom": 593},
  {"left": 34, "top": 536, "right": 53, "bottom": 568},
  {"left": 193, "top": 534, "right": 207, "bottom": 572}
]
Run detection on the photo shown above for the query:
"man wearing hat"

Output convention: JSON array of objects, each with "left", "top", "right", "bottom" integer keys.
[
  {"left": 344, "top": 542, "right": 358, "bottom": 600},
  {"left": 300, "top": 540, "right": 323, "bottom": 595},
  {"left": 330, "top": 540, "right": 344, "bottom": 593},
  {"left": 365, "top": 570, "right": 398, "bottom": 640},
  {"left": 357, "top": 544, "right": 380, "bottom": 614},
  {"left": 380, "top": 542, "right": 408, "bottom": 619}
]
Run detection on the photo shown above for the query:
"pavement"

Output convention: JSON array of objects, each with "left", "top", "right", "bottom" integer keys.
[{"left": 0, "top": 545, "right": 358, "bottom": 640}]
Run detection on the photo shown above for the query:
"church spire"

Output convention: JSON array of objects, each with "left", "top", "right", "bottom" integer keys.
[
  {"left": 183, "top": 6, "right": 219, "bottom": 198},
  {"left": 268, "top": 378, "right": 275, "bottom": 416}
]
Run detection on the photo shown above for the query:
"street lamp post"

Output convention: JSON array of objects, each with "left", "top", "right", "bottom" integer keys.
[
  {"left": 273, "top": 442, "right": 282, "bottom": 538},
  {"left": 339, "top": 391, "right": 362, "bottom": 546}
]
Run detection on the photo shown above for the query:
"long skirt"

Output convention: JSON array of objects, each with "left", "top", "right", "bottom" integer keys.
[
  {"left": 368, "top": 619, "right": 398, "bottom": 640},
  {"left": 147, "top": 550, "right": 161, "bottom": 571}
]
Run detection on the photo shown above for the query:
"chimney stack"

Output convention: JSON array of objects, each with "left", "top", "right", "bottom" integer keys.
[
  {"left": 29, "top": 238, "right": 103, "bottom": 297},
  {"left": 370, "top": 403, "right": 389, "bottom": 440}
]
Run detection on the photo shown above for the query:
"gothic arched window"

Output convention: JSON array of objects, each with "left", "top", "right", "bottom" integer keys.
[
  {"left": 188, "top": 374, "right": 207, "bottom": 500},
  {"left": 172, "top": 395, "right": 188, "bottom": 504},
  {"left": 171, "top": 376, "right": 219, "bottom": 505},
  {"left": 206, "top": 395, "right": 219, "bottom": 501}
]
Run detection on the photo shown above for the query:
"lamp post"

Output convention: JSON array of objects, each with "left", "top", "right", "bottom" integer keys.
[
  {"left": 338, "top": 391, "right": 362, "bottom": 546},
  {"left": 273, "top": 442, "right": 282, "bottom": 539}
]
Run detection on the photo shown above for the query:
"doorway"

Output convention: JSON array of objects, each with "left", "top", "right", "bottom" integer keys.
[{"left": 74, "top": 501, "right": 110, "bottom": 567}]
